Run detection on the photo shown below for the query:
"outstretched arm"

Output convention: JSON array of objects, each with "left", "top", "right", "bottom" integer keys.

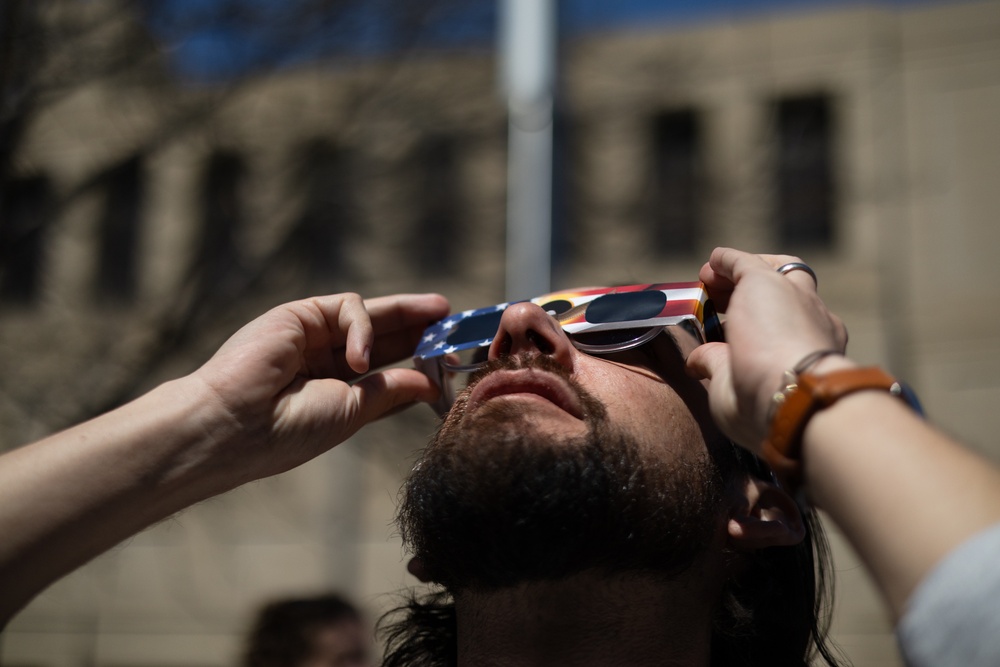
[
  {"left": 0, "top": 292, "right": 449, "bottom": 626},
  {"left": 687, "top": 247, "right": 1000, "bottom": 619}
]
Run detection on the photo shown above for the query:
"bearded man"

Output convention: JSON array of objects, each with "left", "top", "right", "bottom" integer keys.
[
  {"left": 383, "top": 294, "right": 841, "bottom": 667},
  {"left": 3, "top": 249, "right": 1000, "bottom": 667}
]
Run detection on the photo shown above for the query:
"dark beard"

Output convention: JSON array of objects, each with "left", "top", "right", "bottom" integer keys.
[{"left": 397, "top": 354, "right": 726, "bottom": 592}]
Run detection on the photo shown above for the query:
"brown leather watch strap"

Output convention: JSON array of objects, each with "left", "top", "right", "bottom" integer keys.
[{"left": 762, "top": 367, "right": 904, "bottom": 488}]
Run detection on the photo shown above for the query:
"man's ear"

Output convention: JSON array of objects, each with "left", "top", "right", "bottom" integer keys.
[
  {"left": 407, "top": 556, "right": 434, "bottom": 583},
  {"left": 727, "top": 476, "right": 806, "bottom": 550}
]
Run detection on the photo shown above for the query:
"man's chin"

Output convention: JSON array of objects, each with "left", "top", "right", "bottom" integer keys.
[{"left": 398, "top": 403, "right": 724, "bottom": 592}]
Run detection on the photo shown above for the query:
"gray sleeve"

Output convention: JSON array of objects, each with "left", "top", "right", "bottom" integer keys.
[{"left": 897, "top": 523, "right": 1000, "bottom": 667}]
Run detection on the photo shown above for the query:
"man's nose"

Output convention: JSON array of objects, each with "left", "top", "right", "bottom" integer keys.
[{"left": 488, "top": 302, "right": 575, "bottom": 369}]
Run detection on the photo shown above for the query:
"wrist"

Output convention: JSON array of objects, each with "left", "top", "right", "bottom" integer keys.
[
  {"left": 760, "top": 356, "right": 918, "bottom": 493},
  {"left": 763, "top": 351, "right": 855, "bottom": 427},
  {"left": 807, "top": 354, "right": 858, "bottom": 376},
  {"left": 133, "top": 377, "right": 256, "bottom": 500}
]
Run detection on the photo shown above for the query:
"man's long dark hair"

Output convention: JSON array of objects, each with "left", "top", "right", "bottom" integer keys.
[
  {"left": 377, "top": 451, "right": 847, "bottom": 667},
  {"left": 707, "top": 447, "right": 846, "bottom": 666}
]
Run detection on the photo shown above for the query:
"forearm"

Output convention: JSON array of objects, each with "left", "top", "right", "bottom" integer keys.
[
  {"left": 692, "top": 248, "right": 1000, "bottom": 623},
  {"left": 0, "top": 291, "right": 447, "bottom": 627},
  {"left": 803, "top": 385, "right": 1000, "bottom": 618},
  {"left": 0, "top": 376, "right": 241, "bottom": 625}
]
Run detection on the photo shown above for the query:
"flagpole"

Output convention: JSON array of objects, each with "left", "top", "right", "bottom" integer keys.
[{"left": 499, "top": 0, "right": 556, "bottom": 301}]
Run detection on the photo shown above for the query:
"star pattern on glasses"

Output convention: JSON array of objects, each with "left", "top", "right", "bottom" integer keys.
[{"left": 413, "top": 301, "right": 514, "bottom": 360}]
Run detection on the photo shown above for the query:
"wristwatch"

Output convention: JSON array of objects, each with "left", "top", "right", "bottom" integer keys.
[{"left": 762, "top": 367, "right": 922, "bottom": 489}]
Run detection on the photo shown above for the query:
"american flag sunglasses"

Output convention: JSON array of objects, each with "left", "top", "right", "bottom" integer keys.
[{"left": 413, "top": 282, "right": 723, "bottom": 414}]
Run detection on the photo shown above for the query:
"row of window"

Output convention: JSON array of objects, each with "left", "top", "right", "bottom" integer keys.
[
  {"left": 648, "top": 94, "right": 834, "bottom": 255},
  {"left": 0, "top": 93, "right": 834, "bottom": 305},
  {"left": 0, "top": 135, "right": 463, "bottom": 306},
  {"left": 0, "top": 159, "right": 146, "bottom": 306}
]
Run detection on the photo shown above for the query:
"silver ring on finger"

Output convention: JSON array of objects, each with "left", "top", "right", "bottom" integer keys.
[{"left": 776, "top": 262, "right": 818, "bottom": 288}]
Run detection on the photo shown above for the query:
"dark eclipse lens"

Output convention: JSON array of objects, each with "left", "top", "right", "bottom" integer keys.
[
  {"left": 538, "top": 299, "right": 574, "bottom": 316},
  {"left": 441, "top": 290, "right": 676, "bottom": 351},
  {"left": 445, "top": 310, "right": 505, "bottom": 346},
  {"left": 585, "top": 290, "right": 667, "bottom": 324}
]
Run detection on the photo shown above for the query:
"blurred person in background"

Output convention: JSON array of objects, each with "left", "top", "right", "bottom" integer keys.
[
  {"left": 0, "top": 248, "right": 998, "bottom": 666},
  {"left": 244, "top": 593, "right": 370, "bottom": 667}
]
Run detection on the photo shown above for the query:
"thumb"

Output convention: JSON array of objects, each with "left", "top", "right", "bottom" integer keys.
[
  {"left": 686, "top": 342, "right": 730, "bottom": 381},
  {"left": 350, "top": 368, "right": 441, "bottom": 425},
  {"left": 686, "top": 342, "right": 754, "bottom": 449}
]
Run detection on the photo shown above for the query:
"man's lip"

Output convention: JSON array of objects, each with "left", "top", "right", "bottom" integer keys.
[{"left": 466, "top": 369, "right": 586, "bottom": 420}]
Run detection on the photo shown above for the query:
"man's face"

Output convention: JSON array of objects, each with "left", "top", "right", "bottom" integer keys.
[{"left": 399, "top": 302, "right": 732, "bottom": 591}]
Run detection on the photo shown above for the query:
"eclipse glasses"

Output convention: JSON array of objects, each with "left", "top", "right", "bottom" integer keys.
[{"left": 413, "top": 281, "right": 723, "bottom": 415}]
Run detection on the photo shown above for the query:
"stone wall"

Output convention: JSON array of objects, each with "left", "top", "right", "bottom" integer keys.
[{"left": 3, "top": 2, "right": 1000, "bottom": 665}]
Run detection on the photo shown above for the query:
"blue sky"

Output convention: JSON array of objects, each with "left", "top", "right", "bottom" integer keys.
[
  {"left": 564, "top": 0, "right": 941, "bottom": 29},
  {"left": 147, "top": 0, "right": 948, "bottom": 82}
]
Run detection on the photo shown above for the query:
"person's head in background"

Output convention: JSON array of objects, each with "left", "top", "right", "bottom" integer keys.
[{"left": 244, "top": 593, "right": 370, "bottom": 667}]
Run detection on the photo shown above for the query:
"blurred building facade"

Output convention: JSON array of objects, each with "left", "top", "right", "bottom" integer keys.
[{"left": 2, "top": 1, "right": 1000, "bottom": 665}]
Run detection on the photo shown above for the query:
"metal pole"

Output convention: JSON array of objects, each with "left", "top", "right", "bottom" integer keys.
[{"left": 499, "top": 0, "right": 556, "bottom": 301}]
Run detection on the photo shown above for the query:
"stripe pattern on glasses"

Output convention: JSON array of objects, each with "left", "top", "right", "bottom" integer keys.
[{"left": 413, "top": 282, "right": 711, "bottom": 364}]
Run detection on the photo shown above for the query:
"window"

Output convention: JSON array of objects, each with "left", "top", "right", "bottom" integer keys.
[
  {"left": 774, "top": 95, "right": 835, "bottom": 247},
  {"left": 96, "top": 156, "right": 143, "bottom": 303},
  {"left": 650, "top": 109, "right": 702, "bottom": 256},
  {"left": 287, "top": 139, "right": 355, "bottom": 283},
  {"left": 410, "top": 136, "right": 460, "bottom": 276},
  {"left": 0, "top": 175, "right": 53, "bottom": 304},
  {"left": 195, "top": 150, "right": 244, "bottom": 290}
]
